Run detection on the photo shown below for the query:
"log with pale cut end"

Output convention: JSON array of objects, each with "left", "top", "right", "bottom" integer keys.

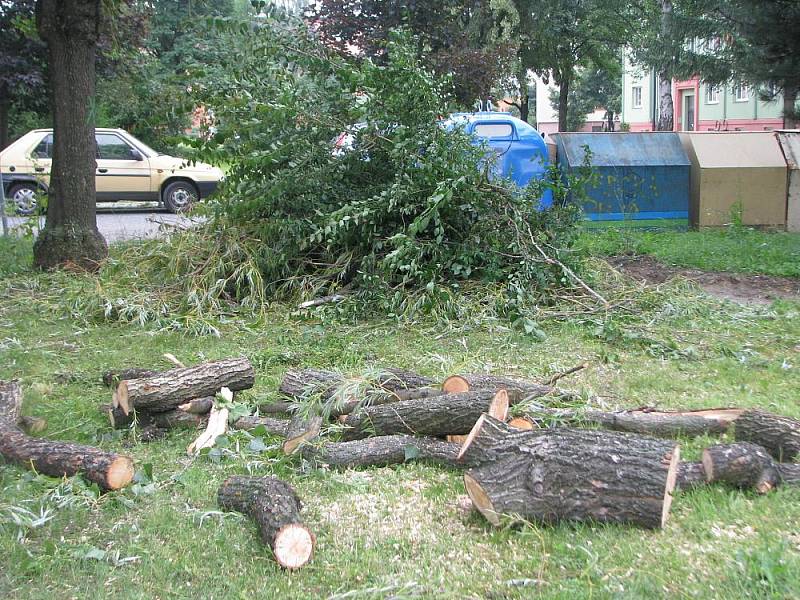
[
  {"left": 457, "top": 413, "right": 547, "bottom": 467},
  {"left": 441, "top": 374, "right": 555, "bottom": 403},
  {"left": 340, "top": 390, "right": 506, "bottom": 441},
  {"left": 178, "top": 397, "right": 214, "bottom": 414},
  {"left": 302, "top": 435, "right": 461, "bottom": 469},
  {"left": 734, "top": 409, "right": 800, "bottom": 462},
  {"left": 217, "top": 476, "right": 314, "bottom": 569},
  {"left": 675, "top": 462, "right": 706, "bottom": 491},
  {"left": 116, "top": 358, "right": 254, "bottom": 415},
  {"left": 519, "top": 407, "right": 742, "bottom": 439},
  {"left": 1, "top": 380, "right": 134, "bottom": 491},
  {"left": 101, "top": 368, "right": 158, "bottom": 387},
  {"left": 702, "top": 442, "right": 779, "bottom": 494},
  {"left": 282, "top": 415, "right": 323, "bottom": 455},
  {"left": 463, "top": 425, "right": 680, "bottom": 529},
  {"left": 234, "top": 415, "right": 290, "bottom": 436}
]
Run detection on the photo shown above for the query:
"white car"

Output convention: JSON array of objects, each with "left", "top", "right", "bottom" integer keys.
[{"left": 0, "top": 128, "right": 224, "bottom": 214}]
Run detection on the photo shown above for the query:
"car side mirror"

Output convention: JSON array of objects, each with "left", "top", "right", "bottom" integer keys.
[{"left": 130, "top": 149, "right": 144, "bottom": 161}]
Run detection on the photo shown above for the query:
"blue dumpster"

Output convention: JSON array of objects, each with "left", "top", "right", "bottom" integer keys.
[
  {"left": 444, "top": 112, "right": 553, "bottom": 209},
  {"left": 551, "top": 132, "right": 690, "bottom": 220}
]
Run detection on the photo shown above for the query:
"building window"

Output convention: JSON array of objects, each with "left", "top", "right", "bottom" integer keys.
[
  {"left": 734, "top": 84, "right": 749, "bottom": 102},
  {"left": 705, "top": 85, "right": 719, "bottom": 104},
  {"left": 632, "top": 86, "right": 642, "bottom": 109}
]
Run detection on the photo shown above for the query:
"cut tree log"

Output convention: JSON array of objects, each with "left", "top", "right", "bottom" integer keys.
[
  {"left": 1, "top": 380, "right": 134, "bottom": 491},
  {"left": 675, "top": 462, "right": 707, "bottom": 491},
  {"left": 777, "top": 463, "right": 800, "bottom": 486},
  {"left": 217, "top": 476, "right": 314, "bottom": 569},
  {"left": 149, "top": 410, "right": 208, "bottom": 430},
  {"left": 101, "top": 368, "right": 158, "bottom": 387},
  {"left": 441, "top": 374, "right": 554, "bottom": 403},
  {"left": 278, "top": 368, "right": 341, "bottom": 401},
  {"left": 734, "top": 409, "right": 800, "bottom": 462},
  {"left": 106, "top": 404, "right": 135, "bottom": 429},
  {"left": 702, "top": 442, "right": 780, "bottom": 494},
  {"left": 340, "top": 390, "right": 508, "bottom": 441},
  {"left": 457, "top": 414, "right": 543, "bottom": 467},
  {"left": 117, "top": 357, "right": 254, "bottom": 415},
  {"left": 463, "top": 423, "right": 680, "bottom": 529},
  {"left": 177, "top": 397, "right": 214, "bottom": 414},
  {"left": 282, "top": 415, "right": 323, "bottom": 455},
  {"left": 302, "top": 435, "right": 461, "bottom": 469},
  {"left": 234, "top": 415, "right": 290, "bottom": 436},
  {"left": 258, "top": 401, "right": 296, "bottom": 415},
  {"left": 376, "top": 368, "right": 435, "bottom": 393},
  {"left": 516, "top": 407, "right": 743, "bottom": 439}
]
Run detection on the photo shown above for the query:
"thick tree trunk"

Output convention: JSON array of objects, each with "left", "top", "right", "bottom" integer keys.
[
  {"left": 516, "top": 407, "right": 742, "bottom": 438},
  {"left": 702, "top": 442, "right": 779, "bottom": 493},
  {"left": 0, "top": 92, "right": 8, "bottom": 151},
  {"left": 464, "top": 426, "right": 680, "bottom": 528},
  {"left": 458, "top": 414, "right": 542, "bottom": 467},
  {"left": 116, "top": 358, "right": 254, "bottom": 415},
  {"left": 217, "top": 476, "right": 314, "bottom": 569},
  {"left": 340, "top": 390, "right": 507, "bottom": 441},
  {"left": 302, "top": 435, "right": 461, "bottom": 469},
  {"left": 734, "top": 409, "right": 800, "bottom": 462},
  {"left": 656, "top": 1, "right": 675, "bottom": 131},
  {"left": 783, "top": 85, "right": 797, "bottom": 129},
  {"left": 1, "top": 380, "right": 133, "bottom": 490},
  {"left": 34, "top": 0, "right": 107, "bottom": 270},
  {"left": 441, "top": 374, "right": 554, "bottom": 403},
  {"left": 101, "top": 368, "right": 158, "bottom": 387},
  {"left": 233, "top": 415, "right": 290, "bottom": 436}
]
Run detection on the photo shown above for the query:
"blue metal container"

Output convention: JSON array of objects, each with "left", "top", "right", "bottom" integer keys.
[
  {"left": 551, "top": 132, "right": 690, "bottom": 220},
  {"left": 445, "top": 112, "right": 553, "bottom": 209}
]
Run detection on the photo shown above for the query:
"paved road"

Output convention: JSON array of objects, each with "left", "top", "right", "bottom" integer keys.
[{"left": 4, "top": 205, "right": 199, "bottom": 243}]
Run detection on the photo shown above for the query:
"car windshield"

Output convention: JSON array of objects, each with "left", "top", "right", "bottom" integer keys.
[{"left": 120, "top": 133, "right": 160, "bottom": 157}]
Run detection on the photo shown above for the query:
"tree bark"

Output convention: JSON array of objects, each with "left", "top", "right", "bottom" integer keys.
[
  {"left": 0, "top": 92, "right": 8, "bottom": 151},
  {"left": 177, "top": 397, "right": 214, "bottom": 414},
  {"left": 340, "top": 390, "right": 506, "bottom": 441},
  {"left": 233, "top": 415, "right": 290, "bottom": 436},
  {"left": 734, "top": 409, "right": 800, "bottom": 462},
  {"left": 148, "top": 409, "right": 207, "bottom": 430},
  {"left": 464, "top": 427, "right": 679, "bottom": 529},
  {"left": 302, "top": 435, "right": 461, "bottom": 469},
  {"left": 33, "top": 0, "right": 107, "bottom": 270},
  {"left": 675, "top": 462, "right": 706, "bottom": 491},
  {"left": 441, "top": 374, "right": 554, "bottom": 403},
  {"left": 702, "top": 442, "right": 780, "bottom": 494},
  {"left": 656, "top": 1, "right": 675, "bottom": 131},
  {"left": 557, "top": 74, "right": 571, "bottom": 132},
  {"left": 282, "top": 414, "right": 323, "bottom": 455},
  {"left": 116, "top": 357, "right": 254, "bottom": 415},
  {"left": 1, "top": 380, "right": 133, "bottom": 490},
  {"left": 217, "top": 476, "right": 314, "bottom": 569},
  {"left": 517, "top": 407, "right": 742, "bottom": 438},
  {"left": 783, "top": 85, "right": 797, "bottom": 129}
]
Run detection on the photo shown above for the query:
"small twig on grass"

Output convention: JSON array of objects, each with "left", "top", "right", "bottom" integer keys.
[{"left": 545, "top": 362, "right": 589, "bottom": 386}]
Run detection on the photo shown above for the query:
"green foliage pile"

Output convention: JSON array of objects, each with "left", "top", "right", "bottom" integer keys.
[{"left": 190, "top": 19, "right": 585, "bottom": 316}]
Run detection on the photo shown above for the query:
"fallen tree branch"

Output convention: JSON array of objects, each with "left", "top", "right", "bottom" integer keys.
[
  {"left": 302, "top": 435, "right": 461, "bottom": 469},
  {"left": 545, "top": 362, "right": 589, "bottom": 386}
]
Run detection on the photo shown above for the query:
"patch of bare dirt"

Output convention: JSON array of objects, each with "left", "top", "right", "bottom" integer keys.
[{"left": 609, "top": 255, "right": 800, "bottom": 305}]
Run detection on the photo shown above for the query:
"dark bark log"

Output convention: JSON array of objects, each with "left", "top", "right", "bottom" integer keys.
[
  {"left": 278, "top": 368, "right": 341, "bottom": 401},
  {"left": 340, "top": 390, "right": 505, "bottom": 441},
  {"left": 376, "top": 368, "right": 435, "bottom": 393},
  {"left": 464, "top": 425, "right": 680, "bottom": 529},
  {"left": 116, "top": 357, "right": 254, "bottom": 415},
  {"left": 177, "top": 397, "right": 214, "bottom": 414},
  {"left": 777, "top": 463, "right": 800, "bottom": 486},
  {"left": 106, "top": 404, "right": 135, "bottom": 429},
  {"left": 302, "top": 435, "right": 461, "bottom": 469},
  {"left": 675, "top": 462, "right": 706, "bottom": 491},
  {"left": 149, "top": 410, "right": 207, "bottom": 430},
  {"left": 441, "top": 374, "right": 554, "bottom": 403},
  {"left": 217, "top": 476, "right": 314, "bottom": 569},
  {"left": 233, "top": 415, "right": 290, "bottom": 436},
  {"left": 282, "top": 414, "right": 323, "bottom": 455},
  {"left": 1, "top": 380, "right": 133, "bottom": 490},
  {"left": 734, "top": 409, "right": 800, "bottom": 462},
  {"left": 258, "top": 401, "right": 296, "bottom": 415},
  {"left": 101, "top": 368, "right": 158, "bottom": 387},
  {"left": 458, "top": 414, "right": 543, "bottom": 467},
  {"left": 519, "top": 407, "right": 742, "bottom": 439},
  {"left": 33, "top": 0, "right": 107, "bottom": 270},
  {"left": 702, "top": 442, "right": 779, "bottom": 494}
]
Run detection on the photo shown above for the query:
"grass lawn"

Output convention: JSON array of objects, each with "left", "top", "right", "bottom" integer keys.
[
  {"left": 1, "top": 233, "right": 800, "bottom": 599},
  {"left": 576, "top": 226, "right": 800, "bottom": 278}
]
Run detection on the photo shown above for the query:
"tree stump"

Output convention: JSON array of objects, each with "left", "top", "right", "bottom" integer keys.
[
  {"left": 734, "top": 409, "right": 800, "bottom": 462},
  {"left": 116, "top": 357, "right": 254, "bottom": 415},
  {"left": 217, "top": 476, "right": 314, "bottom": 569}
]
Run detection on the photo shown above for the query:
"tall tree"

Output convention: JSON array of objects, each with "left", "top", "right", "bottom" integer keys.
[
  {"left": 0, "top": 0, "right": 46, "bottom": 149},
  {"left": 33, "top": 0, "right": 107, "bottom": 270},
  {"left": 655, "top": 0, "right": 675, "bottom": 131},
  {"left": 512, "top": 0, "right": 635, "bottom": 132}
]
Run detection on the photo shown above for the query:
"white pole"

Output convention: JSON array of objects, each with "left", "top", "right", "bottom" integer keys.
[{"left": 0, "top": 174, "right": 8, "bottom": 237}]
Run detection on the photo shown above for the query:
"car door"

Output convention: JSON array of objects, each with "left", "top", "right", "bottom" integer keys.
[
  {"left": 95, "top": 132, "right": 151, "bottom": 200},
  {"left": 28, "top": 132, "right": 53, "bottom": 188}
]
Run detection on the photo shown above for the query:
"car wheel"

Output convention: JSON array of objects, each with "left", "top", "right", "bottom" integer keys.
[
  {"left": 8, "top": 183, "right": 40, "bottom": 216},
  {"left": 162, "top": 181, "right": 198, "bottom": 213}
]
